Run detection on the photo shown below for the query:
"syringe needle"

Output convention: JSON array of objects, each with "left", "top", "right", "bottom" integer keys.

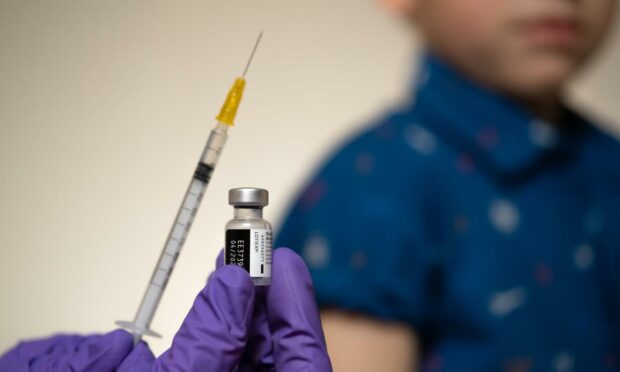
[{"left": 242, "top": 31, "right": 263, "bottom": 78}]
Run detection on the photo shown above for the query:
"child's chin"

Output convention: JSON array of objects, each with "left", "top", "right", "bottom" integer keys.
[{"left": 504, "top": 57, "right": 578, "bottom": 96}]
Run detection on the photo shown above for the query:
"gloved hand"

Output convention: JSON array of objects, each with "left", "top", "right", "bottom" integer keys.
[
  {"left": 0, "top": 248, "right": 332, "bottom": 372},
  {"left": 0, "top": 330, "right": 136, "bottom": 371}
]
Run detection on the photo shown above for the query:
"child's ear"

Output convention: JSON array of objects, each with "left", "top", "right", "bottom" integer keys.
[{"left": 376, "top": 0, "right": 418, "bottom": 17}]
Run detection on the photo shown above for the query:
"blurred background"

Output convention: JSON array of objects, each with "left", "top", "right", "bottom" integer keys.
[{"left": 0, "top": 0, "right": 618, "bottom": 356}]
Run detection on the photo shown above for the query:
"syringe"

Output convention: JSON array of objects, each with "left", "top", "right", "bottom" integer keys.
[{"left": 116, "top": 31, "right": 263, "bottom": 345}]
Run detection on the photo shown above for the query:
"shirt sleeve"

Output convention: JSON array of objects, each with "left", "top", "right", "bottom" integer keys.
[{"left": 274, "top": 124, "right": 441, "bottom": 330}]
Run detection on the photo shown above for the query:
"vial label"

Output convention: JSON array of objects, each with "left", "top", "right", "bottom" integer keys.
[{"left": 226, "top": 229, "right": 272, "bottom": 278}]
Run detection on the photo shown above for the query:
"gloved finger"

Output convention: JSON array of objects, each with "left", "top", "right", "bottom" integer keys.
[
  {"left": 216, "top": 247, "right": 275, "bottom": 371},
  {"left": 154, "top": 264, "right": 256, "bottom": 372},
  {"left": 216, "top": 248, "right": 225, "bottom": 269},
  {"left": 266, "top": 248, "right": 332, "bottom": 372},
  {"left": 0, "top": 333, "right": 87, "bottom": 367},
  {"left": 29, "top": 329, "right": 133, "bottom": 372},
  {"left": 117, "top": 341, "right": 156, "bottom": 372},
  {"left": 204, "top": 249, "right": 224, "bottom": 284},
  {"left": 238, "top": 286, "right": 275, "bottom": 372}
]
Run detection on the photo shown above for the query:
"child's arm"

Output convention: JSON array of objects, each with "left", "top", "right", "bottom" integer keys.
[
  {"left": 276, "top": 125, "right": 435, "bottom": 369},
  {"left": 321, "top": 310, "right": 419, "bottom": 371}
]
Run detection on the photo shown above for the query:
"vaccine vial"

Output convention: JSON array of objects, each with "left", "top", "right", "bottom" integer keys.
[{"left": 225, "top": 187, "right": 272, "bottom": 286}]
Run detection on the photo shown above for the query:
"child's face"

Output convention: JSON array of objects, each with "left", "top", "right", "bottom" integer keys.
[{"left": 386, "top": 0, "right": 616, "bottom": 99}]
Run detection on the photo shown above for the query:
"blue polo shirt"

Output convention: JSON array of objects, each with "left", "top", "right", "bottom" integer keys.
[{"left": 275, "top": 54, "right": 620, "bottom": 371}]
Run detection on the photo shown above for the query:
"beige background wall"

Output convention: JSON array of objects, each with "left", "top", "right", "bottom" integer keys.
[{"left": 0, "top": 0, "right": 618, "bottom": 356}]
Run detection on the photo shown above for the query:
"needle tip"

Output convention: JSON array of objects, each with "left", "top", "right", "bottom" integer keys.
[{"left": 242, "top": 31, "right": 264, "bottom": 78}]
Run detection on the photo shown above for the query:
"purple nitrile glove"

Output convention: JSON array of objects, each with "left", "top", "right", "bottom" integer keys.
[
  {"left": 0, "top": 247, "right": 332, "bottom": 372},
  {"left": 0, "top": 329, "right": 135, "bottom": 371}
]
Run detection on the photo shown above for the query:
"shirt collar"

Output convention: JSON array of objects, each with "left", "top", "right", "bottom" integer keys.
[{"left": 410, "top": 53, "right": 588, "bottom": 179}]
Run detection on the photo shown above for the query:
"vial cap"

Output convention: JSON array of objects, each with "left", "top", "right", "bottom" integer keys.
[{"left": 229, "top": 187, "right": 269, "bottom": 207}]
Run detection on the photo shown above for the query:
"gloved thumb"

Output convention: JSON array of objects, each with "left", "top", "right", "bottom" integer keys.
[
  {"left": 117, "top": 341, "right": 155, "bottom": 371},
  {"left": 153, "top": 264, "right": 256, "bottom": 372}
]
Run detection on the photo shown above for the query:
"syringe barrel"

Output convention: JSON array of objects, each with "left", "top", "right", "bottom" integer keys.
[
  {"left": 201, "top": 122, "right": 229, "bottom": 167},
  {"left": 127, "top": 122, "right": 229, "bottom": 340},
  {"left": 131, "top": 176, "right": 207, "bottom": 337}
]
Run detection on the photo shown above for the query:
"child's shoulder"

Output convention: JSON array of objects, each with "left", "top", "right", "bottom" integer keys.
[
  {"left": 320, "top": 104, "right": 620, "bottom": 190},
  {"left": 300, "top": 107, "right": 448, "bottom": 211},
  {"left": 319, "top": 107, "right": 440, "bottom": 178}
]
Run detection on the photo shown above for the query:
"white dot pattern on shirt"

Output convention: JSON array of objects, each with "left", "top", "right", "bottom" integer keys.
[
  {"left": 489, "top": 287, "right": 527, "bottom": 317},
  {"left": 552, "top": 351, "right": 575, "bottom": 372},
  {"left": 404, "top": 124, "right": 437, "bottom": 155},
  {"left": 303, "top": 233, "right": 330, "bottom": 269},
  {"left": 574, "top": 243, "right": 595, "bottom": 270},
  {"left": 529, "top": 119, "right": 559, "bottom": 148},
  {"left": 489, "top": 199, "right": 520, "bottom": 235}
]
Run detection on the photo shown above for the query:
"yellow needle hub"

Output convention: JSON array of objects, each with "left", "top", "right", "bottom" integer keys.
[{"left": 216, "top": 77, "right": 246, "bottom": 126}]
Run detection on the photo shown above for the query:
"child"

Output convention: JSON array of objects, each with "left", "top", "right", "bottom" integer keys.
[{"left": 275, "top": 0, "right": 620, "bottom": 370}]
